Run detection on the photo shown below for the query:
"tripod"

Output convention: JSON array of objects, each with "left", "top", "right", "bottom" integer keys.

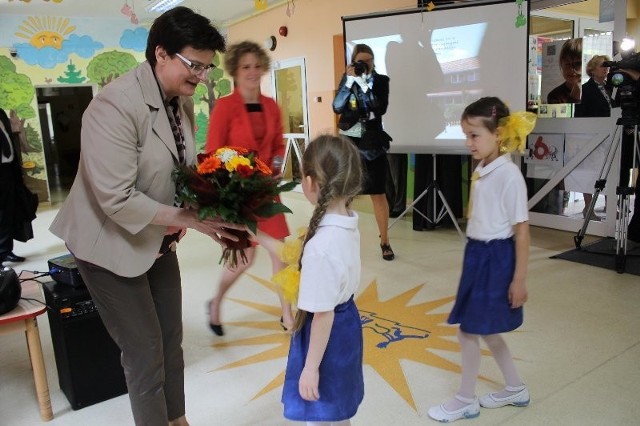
[
  {"left": 389, "top": 153, "right": 464, "bottom": 238},
  {"left": 574, "top": 118, "right": 639, "bottom": 273}
]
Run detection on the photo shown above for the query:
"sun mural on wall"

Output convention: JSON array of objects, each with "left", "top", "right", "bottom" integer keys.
[
  {"left": 212, "top": 274, "right": 497, "bottom": 410},
  {"left": 15, "top": 16, "right": 75, "bottom": 49},
  {"left": 13, "top": 16, "right": 103, "bottom": 69}
]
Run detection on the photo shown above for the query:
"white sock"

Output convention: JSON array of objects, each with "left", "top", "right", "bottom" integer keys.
[
  {"left": 482, "top": 334, "right": 524, "bottom": 397},
  {"left": 442, "top": 330, "right": 480, "bottom": 411}
]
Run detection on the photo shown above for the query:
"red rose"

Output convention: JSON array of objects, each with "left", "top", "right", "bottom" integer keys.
[{"left": 236, "top": 164, "right": 254, "bottom": 178}]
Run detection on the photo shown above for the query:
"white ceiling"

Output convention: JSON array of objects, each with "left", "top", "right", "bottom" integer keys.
[{"left": 0, "top": 0, "right": 262, "bottom": 27}]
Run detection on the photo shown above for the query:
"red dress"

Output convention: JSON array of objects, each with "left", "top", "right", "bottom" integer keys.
[{"left": 205, "top": 90, "right": 289, "bottom": 239}]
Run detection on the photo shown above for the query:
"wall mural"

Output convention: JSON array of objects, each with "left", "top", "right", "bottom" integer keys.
[{"left": 0, "top": 13, "right": 231, "bottom": 203}]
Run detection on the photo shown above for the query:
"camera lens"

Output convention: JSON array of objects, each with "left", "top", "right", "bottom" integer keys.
[{"left": 353, "top": 60, "right": 368, "bottom": 76}]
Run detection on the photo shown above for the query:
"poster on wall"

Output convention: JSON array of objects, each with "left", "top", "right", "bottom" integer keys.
[
  {"left": 540, "top": 38, "right": 583, "bottom": 106},
  {"left": 525, "top": 133, "right": 564, "bottom": 166},
  {"left": 538, "top": 103, "right": 572, "bottom": 118}
]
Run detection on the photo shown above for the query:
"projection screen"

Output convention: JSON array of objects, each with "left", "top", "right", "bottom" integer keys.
[{"left": 342, "top": 0, "right": 529, "bottom": 154}]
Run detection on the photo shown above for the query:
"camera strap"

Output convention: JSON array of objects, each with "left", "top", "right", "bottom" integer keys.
[{"left": 351, "top": 76, "right": 374, "bottom": 118}]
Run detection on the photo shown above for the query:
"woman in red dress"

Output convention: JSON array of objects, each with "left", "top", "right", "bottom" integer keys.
[{"left": 205, "top": 41, "right": 293, "bottom": 335}]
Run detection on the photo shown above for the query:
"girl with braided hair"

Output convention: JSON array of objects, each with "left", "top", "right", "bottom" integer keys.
[{"left": 257, "top": 134, "right": 364, "bottom": 425}]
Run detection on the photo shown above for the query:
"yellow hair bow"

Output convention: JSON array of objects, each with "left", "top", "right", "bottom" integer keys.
[{"left": 498, "top": 111, "right": 537, "bottom": 153}]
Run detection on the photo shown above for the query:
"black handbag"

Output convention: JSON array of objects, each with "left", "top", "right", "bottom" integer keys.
[
  {"left": 360, "top": 126, "right": 393, "bottom": 151},
  {"left": 11, "top": 184, "right": 38, "bottom": 243}
]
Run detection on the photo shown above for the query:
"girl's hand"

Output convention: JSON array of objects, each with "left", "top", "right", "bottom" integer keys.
[
  {"left": 299, "top": 367, "right": 320, "bottom": 401},
  {"left": 508, "top": 279, "right": 528, "bottom": 308},
  {"left": 254, "top": 230, "right": 283, "bottom": 254}
]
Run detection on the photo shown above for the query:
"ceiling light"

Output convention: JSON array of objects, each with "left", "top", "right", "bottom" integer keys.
[
  {"left": 620, "top": 37, "right": 636, "bottom": 52},
  {"left": 145, "top": 0, "right": 185, "bottom": 13}
]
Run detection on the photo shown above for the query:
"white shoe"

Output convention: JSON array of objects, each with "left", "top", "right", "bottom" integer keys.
[
  {"left": 479, "top": 385, "right": 530, "bottom": 408},
  {"left": 428, "top": 395, "right": 480, "bottom": 422}
]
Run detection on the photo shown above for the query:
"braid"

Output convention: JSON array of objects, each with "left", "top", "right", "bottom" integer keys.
[
  {"left": 290, "top": 134, "right": 362, "bottom": 333},
  {"left": 292, "top": 185, "right": 332, "bottom": 332}
]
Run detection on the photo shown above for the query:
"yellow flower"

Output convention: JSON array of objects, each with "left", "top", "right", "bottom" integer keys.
[{"left": 226, "top": 155, "right": 251, "bottom": 172}]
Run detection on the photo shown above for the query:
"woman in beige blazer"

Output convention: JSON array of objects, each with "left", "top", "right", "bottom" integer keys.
[{"left": 50, "top": 7, "right": 234, "bottom": 426}]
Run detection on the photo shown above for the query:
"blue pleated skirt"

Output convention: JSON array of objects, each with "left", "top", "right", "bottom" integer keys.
[
  {"left": 448, "top": 238, "right": 523, "bottom": 335},
  {"left": 282, "top": 296, "right": 364, "bottom": 422}
]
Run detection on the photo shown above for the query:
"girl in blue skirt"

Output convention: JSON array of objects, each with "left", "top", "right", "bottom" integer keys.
[
  {"left": 258, "top": 134, "right": 364, "bottom": 425},
  {"left": 428, "top": 97, "right": 536, "bottom": 423}
]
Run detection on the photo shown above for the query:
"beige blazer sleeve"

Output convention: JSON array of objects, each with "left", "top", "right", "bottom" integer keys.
[{"left": 50, "top": 62, "right": 196, "bottom": 277}]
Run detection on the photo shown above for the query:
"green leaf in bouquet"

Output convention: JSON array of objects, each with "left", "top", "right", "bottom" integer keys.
[
  {"left": 277, "top": 180, "right": 298, "bottom": 193},
  {"left": 247, "top": 220, "right": 258, "bottom": 235},
  {"left": 253, "top": 202, "right": 293, "bottom": 218}
]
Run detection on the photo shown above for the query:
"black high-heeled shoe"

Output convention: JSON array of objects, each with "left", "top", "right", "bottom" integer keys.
[
  {"left": 209, "top": 323, "right": 224, "bottom": 336},
  {"left": 380, "top": 243, "right": 395, "bottom": 261},
  {"left": 206, "top": 300, "right": 224, "bottom": 336}
]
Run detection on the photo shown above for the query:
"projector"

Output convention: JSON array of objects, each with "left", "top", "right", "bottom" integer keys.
[{"left": 48, "top": 254, "right": 84, "bottom": 288}]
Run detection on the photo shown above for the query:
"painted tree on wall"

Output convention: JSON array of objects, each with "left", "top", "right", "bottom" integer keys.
[
  {"left": 87, "top": 50, "right": 138, "bottom": 88},
  {"left": 0, "top": 55, "right": 37, "bottom": 153},
  {"left": 193, "top": 52, "right": 231, "bottom": 113},
  {"left": 194, "top": 110, "right": 209, "bottom": 152},
  {"left": 58, "top": 60, "right": 86, "bottom": 84}
]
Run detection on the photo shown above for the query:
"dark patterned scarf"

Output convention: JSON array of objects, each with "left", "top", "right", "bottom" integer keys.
[{"left": 165, "top": 97, "right": 186, "bottom": 166}]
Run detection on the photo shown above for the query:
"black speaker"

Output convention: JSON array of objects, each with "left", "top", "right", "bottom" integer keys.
[{"left": 43, "top": 281, "right": 127, "bottom": 410}]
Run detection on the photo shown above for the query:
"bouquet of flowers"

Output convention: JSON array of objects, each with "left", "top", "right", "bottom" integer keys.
[{"left": 173, "top": 146, "right": 297, "bottom": 267}]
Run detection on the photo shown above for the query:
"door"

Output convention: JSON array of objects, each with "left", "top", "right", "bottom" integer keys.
[
  {"left": 36, "top": 85, "right": 95, "bottom": 204},
  {"left": 271, "top": 57, "right": 309, "bottom": 183}
]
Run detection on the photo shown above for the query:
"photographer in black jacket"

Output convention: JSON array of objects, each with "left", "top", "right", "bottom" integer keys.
[{"left": 333, "top": 43, "right": 395, "bottom": 260}]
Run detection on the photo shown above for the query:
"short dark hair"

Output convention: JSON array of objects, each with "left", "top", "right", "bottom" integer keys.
[
  {"left": 461, "top": 96, "right": 510, "bottom": 133},
  {"left": 145, "top": 6, "right": 226, "bottom": 66}
]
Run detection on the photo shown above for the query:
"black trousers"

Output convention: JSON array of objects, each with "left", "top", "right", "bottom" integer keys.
[{"left": 0, "top": 163, "right": 17, "bottom": 255}]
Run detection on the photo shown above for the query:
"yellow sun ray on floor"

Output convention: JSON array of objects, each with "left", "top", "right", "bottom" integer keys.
[{"left": 212, "top": 274, "right": 495, "bottom": 410}]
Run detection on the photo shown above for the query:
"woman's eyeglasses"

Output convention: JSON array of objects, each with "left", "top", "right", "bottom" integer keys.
[{"left": 175, "top": 53, "right": 215, "bottom": 76}]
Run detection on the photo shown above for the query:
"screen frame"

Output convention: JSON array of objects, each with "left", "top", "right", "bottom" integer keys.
[{"left": 341, "top": 0, "right": 531, "bottom": 154}]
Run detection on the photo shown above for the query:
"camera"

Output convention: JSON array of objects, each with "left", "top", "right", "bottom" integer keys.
[
  {"left": 604, "top": 52, "right": 640, "bottom": 124},
  {"left": 352, "top": 60, "right": 369, "bottom": 76}
]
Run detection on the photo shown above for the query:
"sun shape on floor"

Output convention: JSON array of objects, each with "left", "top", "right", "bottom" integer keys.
[{"left": 211, "top": 274, "right": 493, "bottom": 410}]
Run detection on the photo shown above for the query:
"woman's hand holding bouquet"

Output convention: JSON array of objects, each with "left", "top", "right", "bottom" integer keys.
[{"left": 174, "top": 146, "right": 297, "bottom": 267}]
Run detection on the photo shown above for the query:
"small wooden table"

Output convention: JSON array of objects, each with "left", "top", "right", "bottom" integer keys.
[{"left": 0, "top": 277, "right": 53, "bottom": 421}]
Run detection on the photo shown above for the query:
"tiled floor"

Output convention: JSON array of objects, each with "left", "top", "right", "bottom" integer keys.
[{"left": 1, "top": 191, "right": 640, "bottom": 425}]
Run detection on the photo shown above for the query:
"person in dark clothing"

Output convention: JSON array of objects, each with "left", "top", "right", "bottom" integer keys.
[
  {"left": 0, "top": 107, "right": 27, "bottom": 265},
  {"left": 574, "top": 55, "right": 611, "bottom": 220},
  {"left": 333, "top": 43, "right": 395, "bottom": 260}
]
